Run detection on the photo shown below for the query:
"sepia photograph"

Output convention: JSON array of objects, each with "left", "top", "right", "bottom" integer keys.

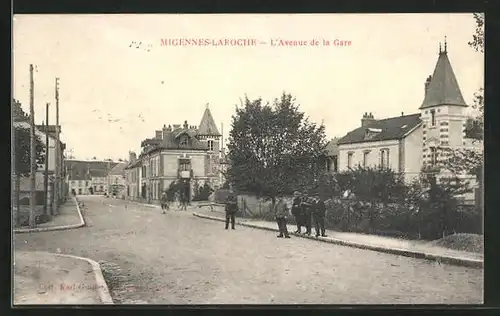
[{"left": 12, "top": 13, "right": 484, "bottom": 305}]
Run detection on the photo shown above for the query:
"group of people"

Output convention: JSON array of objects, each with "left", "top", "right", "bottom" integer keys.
[
  {"left": 222, "top": 190, "right": 327, "bottom": 239},
  {"left": 160, "top": 191, "right": 188, "bottom": 213},
  {"left": 274, "top": 191, "right": 327, "bottom": 239}
]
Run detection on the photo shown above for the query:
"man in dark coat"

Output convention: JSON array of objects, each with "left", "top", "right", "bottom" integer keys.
[
  {"left": 300, "top": 193, "right": 314, "bottom": 236},
  {"left": 291, "top": 191, "right": 304, "bottom": 234},
  {"left": 312, "top": 195, "right": 327, "bottom": 237},
  {"left": 274, "top": 196, "right": 291, "bottom": 238},
  {"left": 224, "top": 193, "right": 238, "bottom": 230}
]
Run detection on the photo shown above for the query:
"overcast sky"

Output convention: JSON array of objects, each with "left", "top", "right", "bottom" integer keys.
[{"left": 13, "top": 13, "right": 483, "bottom": 161}]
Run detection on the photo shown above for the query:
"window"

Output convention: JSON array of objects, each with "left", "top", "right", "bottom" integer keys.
[
  {"left": 100, "top": 185, "right": 103, "bottom": 190},
  {"left": 430, "top": 109, "right": 436, "bottom": 126},
  {"left": 179, "top": 159, "right": 190, "bottom": 171},
  {"left": 363, "top": 151, "right": 370, "bottom": 168},
  {"left": 208, "top": 140, "right": 214, "bottom": 151},
  {"left": 380, "top": 149, "right": 389, "bottom": 169},
  {"left": 180, "top": 136, "right": 188, "bottom": 146},
  {"left": 333, "top": 156, "right": 338, "bottom": 173},
  {"left": 347, "top": 152, "right": 354, "bottom": 169},
  {"left": 85, "top": 181, "right": 89, "bottom": 187},
  {"left": 430, "top": 147, "right": 437, "bottom": 166}
]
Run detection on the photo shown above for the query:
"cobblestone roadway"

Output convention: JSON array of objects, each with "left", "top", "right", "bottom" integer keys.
[{"left": 14, "top": 196, "right": 483, "bottom": 304}]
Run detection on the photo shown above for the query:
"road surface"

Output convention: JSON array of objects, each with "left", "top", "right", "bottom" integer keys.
[{"left": 13, "top": 196, "right": 483, "bottom": 304}]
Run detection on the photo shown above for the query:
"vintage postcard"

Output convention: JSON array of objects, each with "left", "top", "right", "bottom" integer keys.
[{"left": 12, "top": 13, "right": 484, "bottom": 305}]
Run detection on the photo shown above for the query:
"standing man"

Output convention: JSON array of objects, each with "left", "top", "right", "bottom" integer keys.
[
  {"left": 274, "top": 196, "right": 291, "bottom": 238},
  {"left": 224, "top": 192, "right": 238, "bottom": 230},
  {"left": 291, "top": 191, "right": 304, "bottom": 234},
  {"left": 300, "top": 193, "right": 314, "bottom": 236},
  {"left": 160, "top": 192, "right": 169, "bottom": 214},
  {"left": 312, "top": 195, "right": 327, "bottom": 237}
]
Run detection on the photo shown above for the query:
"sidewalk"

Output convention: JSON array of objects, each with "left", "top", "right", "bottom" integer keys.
[
  {"left": 13, "top": 251, "right": 112, "bottom": 304},
  {"left": 193, "top": 207, "right": 483, "bottom": 269},
  {"left": 14, "top": 197, "right": 85, "bottom": 233}
]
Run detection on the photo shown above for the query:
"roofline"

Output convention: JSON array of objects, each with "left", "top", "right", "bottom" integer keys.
[
  {"left": 419, "top": 103, "right": 468, "bottom": 110},
  {"left": 401, "top": 121, "right": 423, "bottom": 138},
  {"left": 338, "top": 138, "right": 403, "bottom": 146}
]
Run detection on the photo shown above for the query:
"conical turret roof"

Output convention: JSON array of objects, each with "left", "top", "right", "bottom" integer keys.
[
  {"left": 197, "top": 104, "right": 221, "bottom": 136},
  {"left": 420, "top": 45, "right": 467, "bottom": 109}
]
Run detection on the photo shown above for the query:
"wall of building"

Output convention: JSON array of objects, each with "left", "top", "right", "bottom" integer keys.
[
  {"left": 402, "top": 125, "right": 423, "bottom": 182},
  {"left": 338, "top": 139, "right": 400, "bottom": 172}
]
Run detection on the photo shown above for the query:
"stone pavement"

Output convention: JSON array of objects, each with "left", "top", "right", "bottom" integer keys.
[
  {"left": 14, "top": 251, "right": 103, "bottom": 304},
  {"left": 193, "top": 206, "right": 483, "bottom": 268},
  {"left": 14, "top": 198, "right": 84, "bottom": 233}
]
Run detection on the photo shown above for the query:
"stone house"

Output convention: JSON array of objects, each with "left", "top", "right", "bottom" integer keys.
[{"left": 124, "top": 105, "right": 222, "bottom": 203}]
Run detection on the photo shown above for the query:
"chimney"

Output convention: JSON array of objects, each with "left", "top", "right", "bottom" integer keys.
[
  {"left": 155, "top": 130, "right": 162, "bottom": 139},
  {"left": 424, "top": 75, "right": 432, "bottom": 96},
  {"left": 129, "top": 151, "right": 137, "bottom": 163},
  {"left": 162, "top": 124, "right": 169, "bottom": 140},
  {"left": 361, "top": 112, "right": 376, "bottom": 127},
  {"left": 183, "top": 120, "right": 188, "bottom": 129}
]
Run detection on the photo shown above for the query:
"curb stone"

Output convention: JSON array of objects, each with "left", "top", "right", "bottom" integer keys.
[
  {"left": 25, "top": 251, "right": 114, "bottom": 304},
  {"left": 14, "top": 197, "right": 86, "bottom": 234},
  {"left": 192, "top": 212, "right": 483, "bottom": 269}
]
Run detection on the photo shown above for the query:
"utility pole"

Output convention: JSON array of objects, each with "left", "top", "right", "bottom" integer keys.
[
  {"left": 53, "top": 77, "right": 60, "bottom": 215},
  {"left": 29, "top": 64, "right": 36, "bottom": 228},
  {"left": 43, "top": 103, "right": 50, "bottom": 217}
]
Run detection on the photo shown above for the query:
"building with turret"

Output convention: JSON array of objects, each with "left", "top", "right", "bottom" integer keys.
[
  {"left": 124, "top": 104, "right": 222, "bottom": 203},
  {"left": 335, "top": 40, "right": 482, "bottom": 200}
]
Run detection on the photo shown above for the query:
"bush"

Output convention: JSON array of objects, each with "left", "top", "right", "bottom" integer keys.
[{"left": 192, "top": 183, "right": 214, "bottom": 201}]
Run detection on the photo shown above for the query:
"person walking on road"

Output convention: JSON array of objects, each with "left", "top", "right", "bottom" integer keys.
[
  {"left": 300, "top": 193, "right": 314, "bottom": 236},
  {"left": 224, "top": 193, "right": 238, "bottom": 230},
  {"left": 160, "top": 192, "right": 169, "bottom": 214},
  {"left": 291, "top": 191, "right": 304, "bottom": 234},
  {"left": 312, "top": 195, "right": 327, "bottom": 237},
  {"left": 274, "top": 196, "right": 291, "bottom": 238}
]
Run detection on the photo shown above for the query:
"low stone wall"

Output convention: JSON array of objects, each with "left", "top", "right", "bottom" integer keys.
[{"left": 14, "top": 205, "right": 47, "bottom": 227}]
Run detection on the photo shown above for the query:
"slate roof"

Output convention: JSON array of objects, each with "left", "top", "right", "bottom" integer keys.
[
  {"left": 158, "top": 127, "right": 208, "bottom": 151},
  {"left": 197, "top": 105, "right": 221, "bottom": 136},
  {"left": 90, "top": 169, "right": 108, "bottom": 178},
  {"left": 420, "top": 49, "right": 467, "bottom": 109},
  {"left": 66, "top": 160, "right": 118, "bottom": 180},
  {"left": 108, "top": 162, "right": 128, "bottom": 176},
  {"left": 337, "top": 114, "right": 422, "bottom": 145}
]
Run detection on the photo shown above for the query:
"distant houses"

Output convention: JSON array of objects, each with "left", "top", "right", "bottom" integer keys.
[{"left": 65, "top": 159, "right": 119, "bottom": 195}]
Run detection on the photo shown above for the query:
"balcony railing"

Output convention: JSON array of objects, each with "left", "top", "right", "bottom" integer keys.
[{"left": 178, "top": 169, "right": 193, "bottom": 179}]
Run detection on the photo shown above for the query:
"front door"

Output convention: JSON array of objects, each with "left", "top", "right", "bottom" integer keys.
[{"left": 183, "top": 180, "right": 191, "bottom": 203}]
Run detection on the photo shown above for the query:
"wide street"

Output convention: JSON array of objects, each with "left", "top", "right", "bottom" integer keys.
[{"left": 14, "top": 196, "right": 483, "bottom": 304}]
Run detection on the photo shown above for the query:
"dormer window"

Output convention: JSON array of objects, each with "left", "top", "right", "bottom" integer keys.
[
  {"left": 180, "top": 136, "right": 188, "bottom": 146},
  {"left": 364, "top": 128, "right": 382, "bottom": 140}
]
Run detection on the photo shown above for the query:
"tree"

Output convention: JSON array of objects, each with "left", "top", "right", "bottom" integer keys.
[
  {"left": 408, "top": 170, "right": 474, "bottom": 239},
  {"left": 468, "top": 13, "right": 484, "bottom": 53},
  {"left": 226, "top": 92, "right": 327, "bottom": 200},
  {"left": 14, "top": 126, "right": 45, "bottom": 176}
]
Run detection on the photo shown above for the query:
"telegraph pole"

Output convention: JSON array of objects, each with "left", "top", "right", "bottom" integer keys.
[
  {"left": 29, "top": 64, "right": 36, "bottom": 228},
  {"left": 53, "top": 77, "right": 60, "bottom": 215},
  {"left": 43, "top": 103, "right": 50, "bottom": 216}
]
